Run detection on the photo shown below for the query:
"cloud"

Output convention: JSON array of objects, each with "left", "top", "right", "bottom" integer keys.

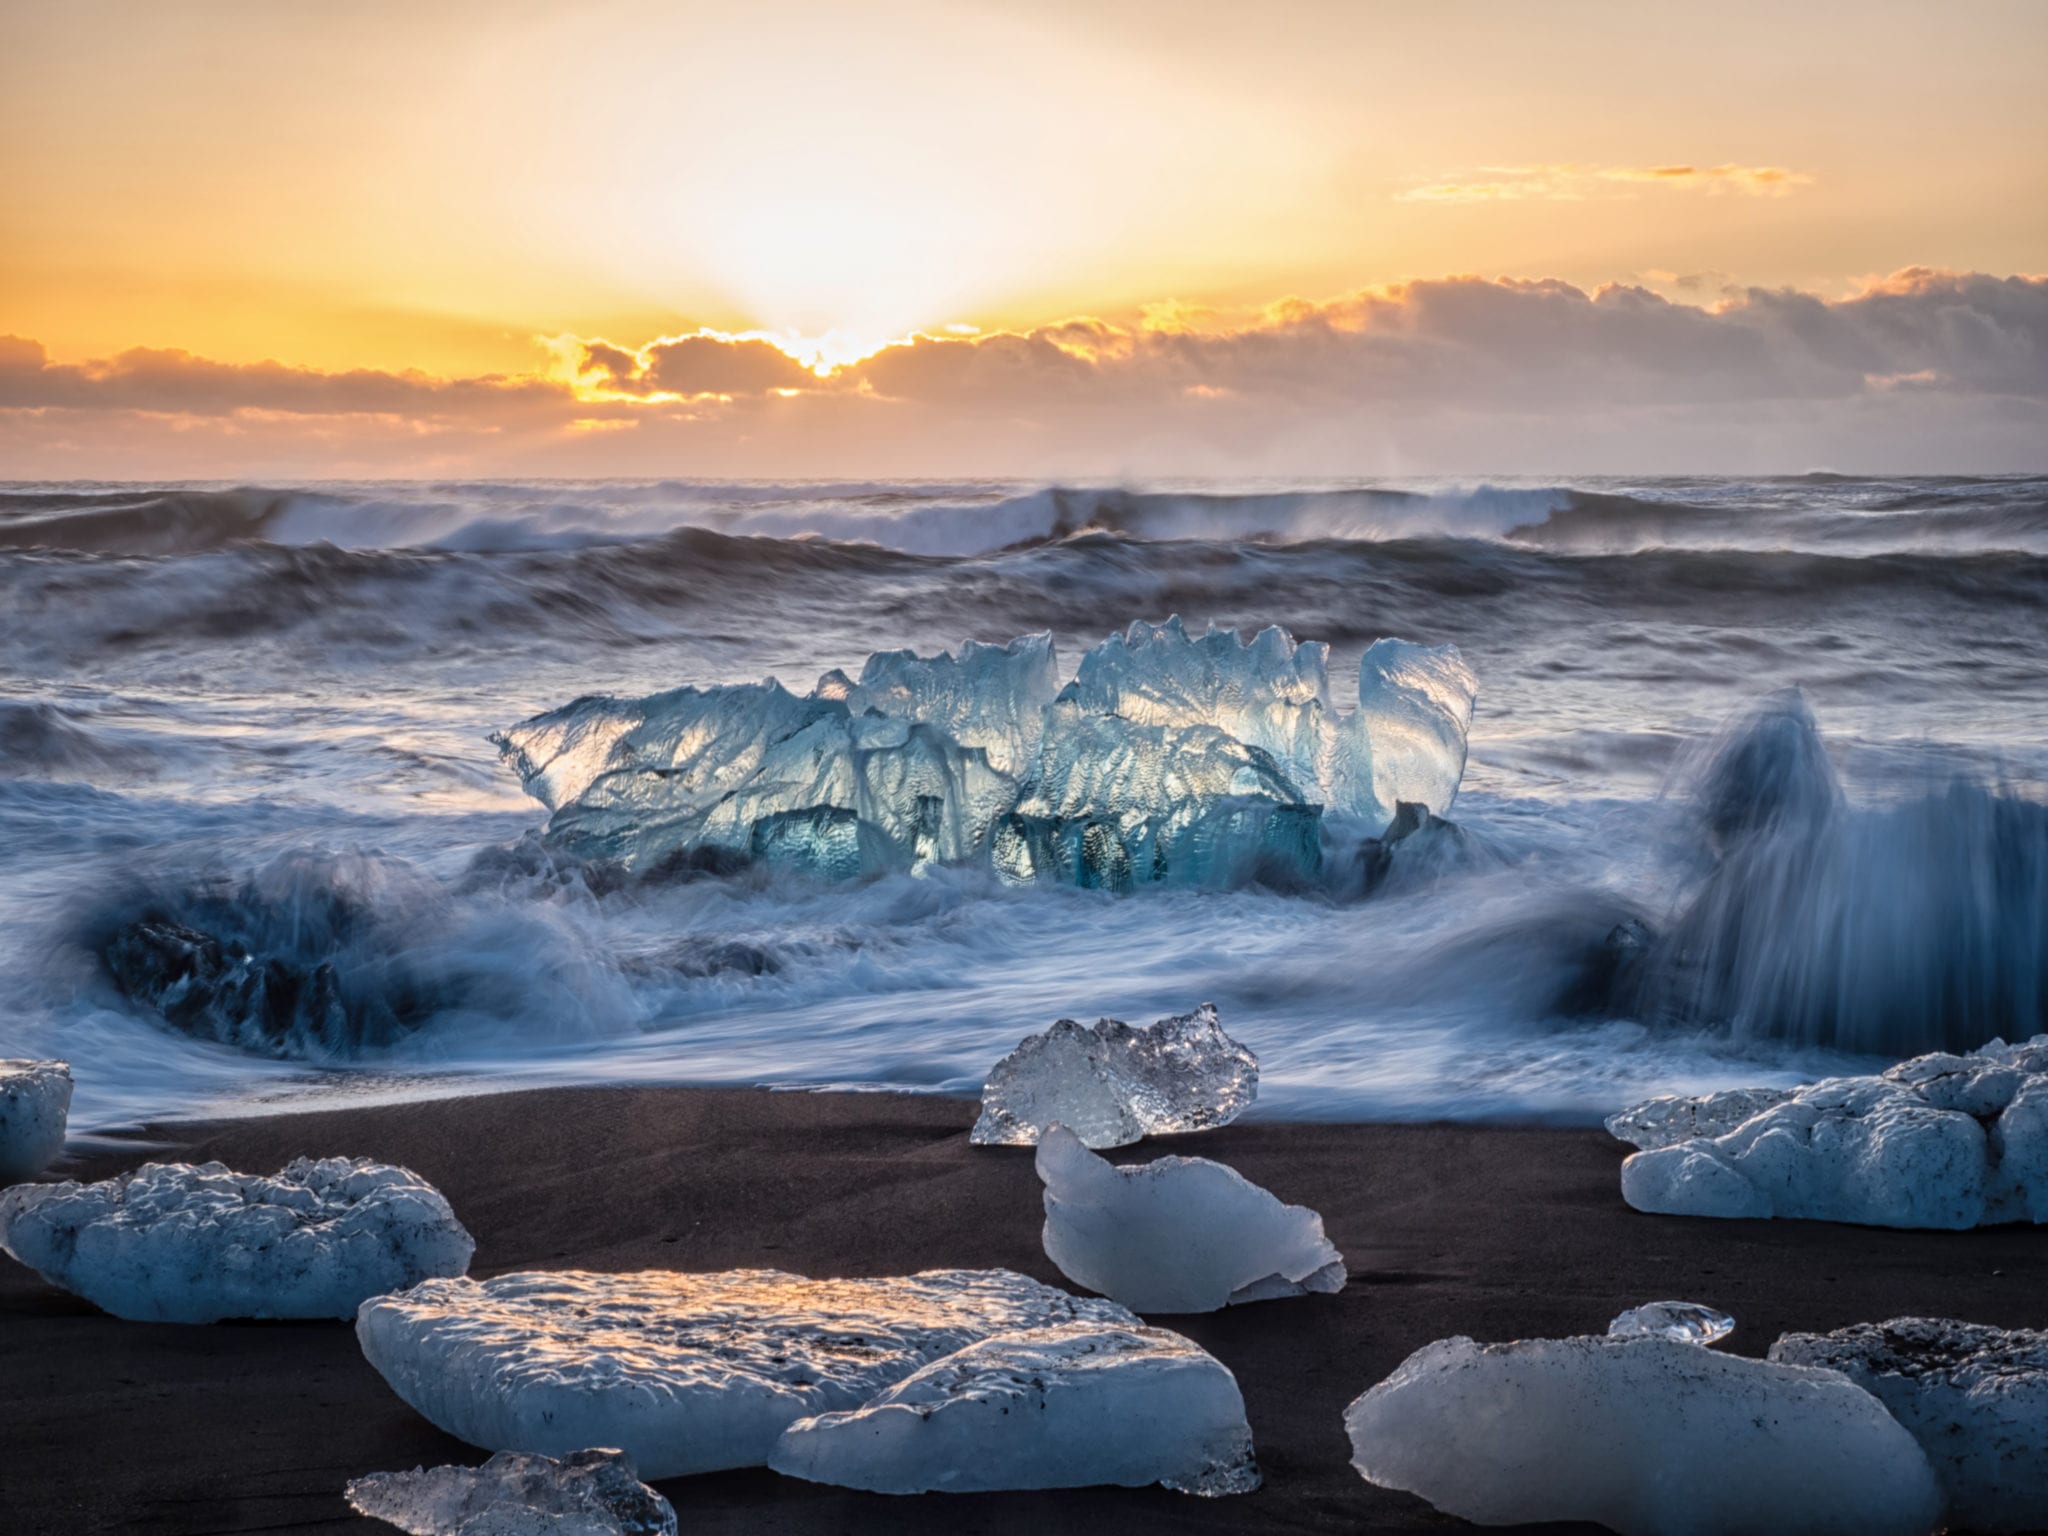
[
  {"left": 1, "top": 268, "right": 2043, "bottom": 476},
  {"left": 1397, "top": 163, "right": 1814, "bottom": 203},
  {"left": 567, "top": 333, "right": 819, "bottom": 397},
  {"left": 0, "top": 336, "right": 566, "bottom": 417}
]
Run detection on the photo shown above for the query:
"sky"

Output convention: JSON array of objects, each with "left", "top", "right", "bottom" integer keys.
[{"left": 2, "top": 0, "right": 2044, "bottom": 477}]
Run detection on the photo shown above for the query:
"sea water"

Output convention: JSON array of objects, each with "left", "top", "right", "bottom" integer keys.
[{"left": 1, "top": 475, "right": 2042, "bottom": 1130}]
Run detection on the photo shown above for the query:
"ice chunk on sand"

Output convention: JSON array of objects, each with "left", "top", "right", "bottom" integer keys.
[
  {"left": 0, "top": 1060, "right": 72, "bottom": 1182},
  {"left": 970, "top": 1003, "right": 1257, "bottom": 1149},
  {"left": 0, "top": 1157, "right": 473, "bottom": 1322},
  {"left": 355, "top": 1268, "right": 1139, "bottom": 1480},
  {"left": 993, "top": 701, "right": 1320, "bottom": 888},
  {"left": 1604, "top": 1086, "right": 1793, "bottom": 1150},
  {"left": 1771, "top": 1317, "right": 2048, "bottom": 1534},
  {"left": 1035, "top": 1125, "right": 1343, "bottom": 1312},
  {"left": 769, "top": 1321, "right": 1260, "bottom": 1496},
  {"left": 1345, "top": 1334, "right": 1942, "bottom": 1536},
  {"left": 1607, "top": 1301, "right": 1734, "bottom": 1345},
  {"left": 1614, "top": 1035, "right": 2048, "bottom": 1227},
  {"left": 346, "top": 1448, "right": 676, "bottom": 1536},
  {"left": 1329, "top": 639, "right": 1478, "bottom": 832}
]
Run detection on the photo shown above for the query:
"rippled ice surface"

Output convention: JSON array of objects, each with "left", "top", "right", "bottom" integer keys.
[{"left": 1, "top": 475, "right": 2043, "bottom": 1130}]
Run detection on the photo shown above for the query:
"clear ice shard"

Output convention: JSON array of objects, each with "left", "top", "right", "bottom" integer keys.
[
  {"left": 0, "top": 1059, "right": 72, "bottom": 1182},
  {"left": 1060, "top": 618, "right": 1331, "bottom": 797},
  {"left": 1329, "top": 639, "right": 1479, "bottom": 832},
  {"left": 1036, "top": 1125, "right": 1344, "bottom": 1313},
  {"left": 992, "top": 700, "right": 1319, "bottom": 889},
  {"left": 826, "top": 633, "right": 1059, "bottom": 776},
  {"left": 354, "top": 1267, "right": 1140, "bottom": 1480},
  {"left": 492, "top": 620, "right": 1475, "bottom": 885},
  {"left": 0, "top": 1157, "right": 473, "bottom": 1323},
  {"left": 970, "top": 1003, "right": 1258, "bottom": 1149},
  {"left": 1604, "top": 1087, "right": 1793, "bottom": 1150},
  {"left": 346, "top": 1449, "right": 676, "bottom": 1536},
  {"left": 1345, "top": 1334, "right": 1942, "bottom": 1536},
  {"left": 1770, "top": 1316, "right": 2048, "bottom": 1534},
  {"left": 1613, "top": 1034, "right": 2048, "bottom": 1228},
  {"left": 768, "top": 1322, "right": 1261, "bottom": 1496},
  {"left": 1607, "top": 1301, "right": 1734, "bottom": 1346}
]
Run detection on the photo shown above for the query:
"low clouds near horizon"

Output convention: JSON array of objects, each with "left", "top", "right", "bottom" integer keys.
[{"left": 2, "top": 268, "right": 2044, "bottom": 478}]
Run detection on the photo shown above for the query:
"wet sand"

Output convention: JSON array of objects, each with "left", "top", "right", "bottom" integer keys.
[{"left": 5, "top": 1085, "right": 2041, "bottom": 1534}]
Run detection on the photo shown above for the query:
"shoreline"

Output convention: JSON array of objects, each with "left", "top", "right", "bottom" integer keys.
[{"left": 7, "top": 1083, "right": 2044, "bottom": 1534}]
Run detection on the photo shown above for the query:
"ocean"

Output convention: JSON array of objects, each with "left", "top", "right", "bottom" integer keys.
[{"left": 2, "top": 475, "right": 2043, "bottom": 1132}]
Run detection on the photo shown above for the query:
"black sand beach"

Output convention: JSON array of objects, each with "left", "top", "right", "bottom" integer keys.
[{"left": 5, "top": 1086, "right": 2041, "bottom": 1535}]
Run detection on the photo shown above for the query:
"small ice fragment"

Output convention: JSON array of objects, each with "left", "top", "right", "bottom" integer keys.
[
  {"left": 355, "top": 1267, "right": 1139, "bottom": 1480},
  {"left": 1771, "top": 1316, "right": 2048, "bottom": 1534},
  {"left": 0, "top": 1157, "right": 473, "bottom": 1322},
  {"left": 1036, "top": 1124, "right": 1343, "bottom": 1313},
  {"left": 1345, "top": 1334, "right": 1942, "bottom": 1536},
  {"left": 1604, "top": 1087, "right": 1792, "bottom": 1150},
  {"left": 970, "top": 1003, "right": 1257, "bottom": 1149},
  {"left": 346, "top": 1448, "right": 676, "bottom": 1536},
  {"left": 768, "top": 1322, "right": 1260, "bottom": 1496},
  {"left": 0, "top": 1059, "right": 72, "bottom": 1182},
  {"left": 1613, "top": 1034, "right": 2048, "bottom": 1228},
  {"left": 1607, "top": 1301, "right": 1734, "bottom": 1346}
]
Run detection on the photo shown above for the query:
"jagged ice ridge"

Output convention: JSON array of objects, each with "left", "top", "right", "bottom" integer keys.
[
  {"left": 491, "top": 620, "right": 1476, "bottom": 887},
  {"left": 970, "top": 1003, "right": 1257, "bottom": 1149}
]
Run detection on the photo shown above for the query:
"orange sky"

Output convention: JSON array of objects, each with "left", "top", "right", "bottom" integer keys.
[{"left": 2, "top": 0, "right": 2044, "bottom": 475}]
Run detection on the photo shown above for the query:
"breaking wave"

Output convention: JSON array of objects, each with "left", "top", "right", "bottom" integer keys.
[{"left": 7, "top": 475, "right": 2045, "bottom": 560}]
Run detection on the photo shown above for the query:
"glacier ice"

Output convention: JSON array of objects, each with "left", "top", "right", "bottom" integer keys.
[
  {"left": 970, "top": 1003, "right": 1257, "bottom": 1149},
  {"left": 768, "top": 1322, "right": 1260, "bottom": 1496},
  {"left": 494, "top": 679, "right": 1017, "bottom": 879},
  {"left": 823, "top": 632, "right": 1059, "bottom": 776},
  {"left": 1345, "top": 1333, "right": 1942, "bottom": 1536},
  {"left": 1770, "top": 1317, "right": 2048, "bottom": 1534},
  {"left": 0, "top": 1059, "right": 72, "bottom": 1182},
  {"left": 1607, "top": 1301, "right": 1734, "bottom": 1346},
  {"left": 1329, "top": 639, "right": 1480, "bottom": 833},
  {"left": 773, "top": 1321, "right": 1257, "bottom": 1500},
  {"left": 1036, "top": 1124, "right": 1343, "bottom": 1312},
  {"left": 0, "top": 1157, "right": 473, "bottom": 1322},
  {"left": 346, "top": 1449, "right": 676, "bottom": 1536},
  {"left": 1614, "top": 1035, "right": 2048, "bottom": 1227},
  {"left": 1061, "top": 618, "right": 1330, "bottom": 797},
  {"left": 1604, "top": 1086, "right": 1793, "bottom": 1150},
  {"left": 992, "top": 700, "right": 1320, "bottom": 889},
  {"left": 493, "top": 620, "right": 1476, "bottom": 886},
  {"left": 355, "top": 1267, "right": 1139, "bottom": 1480}
]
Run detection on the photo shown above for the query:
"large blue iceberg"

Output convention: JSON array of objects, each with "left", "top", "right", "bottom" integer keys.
[{"left": 492, "top": 620, "right": 1476, "bottom": 889}]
